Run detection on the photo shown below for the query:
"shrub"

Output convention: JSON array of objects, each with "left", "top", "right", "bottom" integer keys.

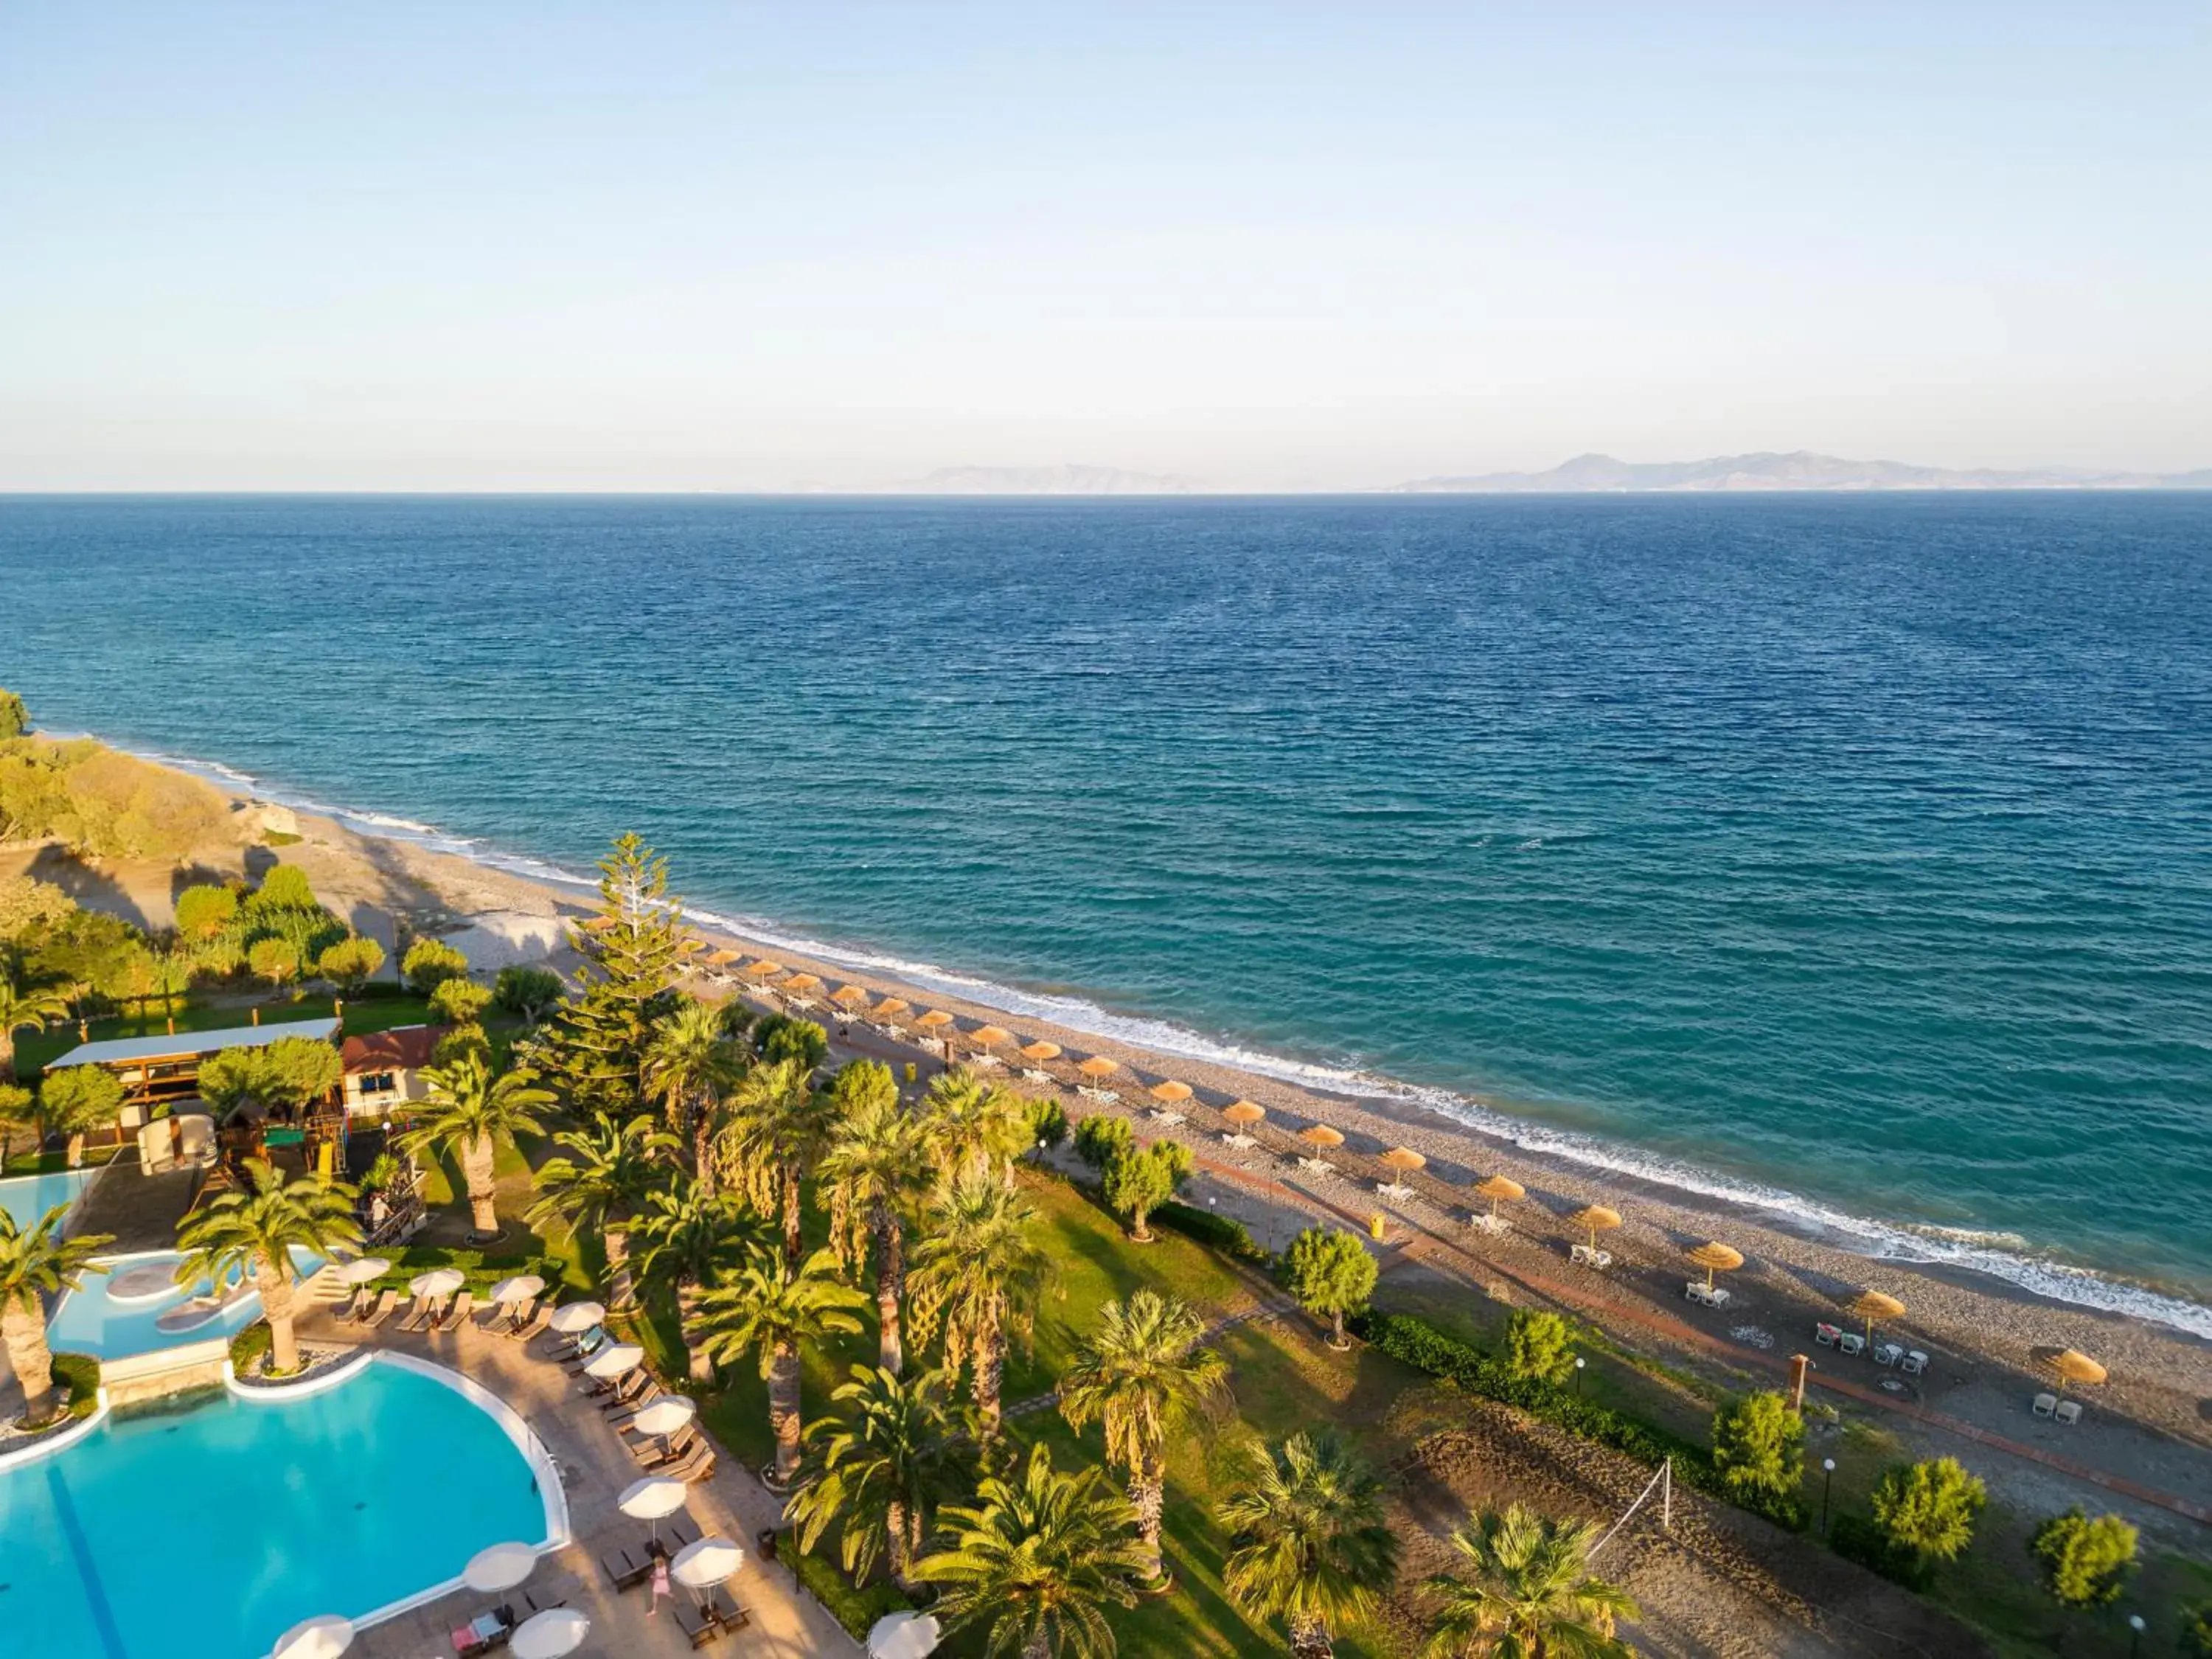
[
  {"left": 402, "top": 937, "right": 470, "bottom": 996},
  {"left": 754, "top": 1013, "right": 828, "bottom": 1071},
  {"left": 0, "top": 687, "right": 25, "bottom": 740},
  {"left": 2183, "top": 1601, "right": 2212, "bottom": 1658},
  {"left": 493, "top": 964, "right": 564, "bottom": 1023},
  {"left": 247, "top": 936, "right": 299, "bottom": 991},
  {"left": 429, "top": 976, "right": 493, "bottom": 1026},
  {"left": 785, "top": 1533, "right": 914, "bottom": 1638},
  {"left": 1152, "top": 1199, "right": 1267, "bottom": 1262},
  {"left": 432, "top": 1023, "right": 492, "bottom": 1068},
  {"left": 1102, "top": 1141, "right": 1191, "bottom": 1241},
  {"left": 229, "top": 1319, "right": 274, "bottom": 1375},
  {"left": 39, "top": 1065, "right": 124, "bottom": 1156},
  {"left": 316, "top": 934, "right": 386, "bottom": 995},
  {"left": 51, "top": 1352, "right": 100, "bottom": 1419},
  {"left": 0, "top": 874, "right": 75, "bottom": 943},
  {"left": 198, "top": 1037, "right": 341, "bottom": 1116},
  {"left": 1712, "top": 1392, "right": 1804, "bottom": 1505},
  {"left": 1502, "top": 1308, "right": 1578, "bottom": 1387},
  {"left": 1281, "top": 1225, "right": 1377, "bottom": 1347},
  {"left": 1074, "top": 1113, "right": 1133, "bottom": 1170},
  {"left": 2029, "top": 1508, "right": 2136, "bottom": 1609},
  {"left": 253, "top": 864, "right": 319, "bottom": 912},
  {"left": 1023, "top": 1094, "right": 1069, "bottom": 1152},
  {"left": 1870, "top": 1456, "right": 1985, "bottom": 1565},
  {"left": 360, "top": 1151, "right": 402, "bottom": 1194},
  {"left": 1830, "top": 1512, "right": 1935, "bottom": 1591}
]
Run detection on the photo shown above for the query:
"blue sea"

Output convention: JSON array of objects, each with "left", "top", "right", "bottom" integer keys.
[{"left": 4, "top": 494, "right": 2208, "bottom": 1329}]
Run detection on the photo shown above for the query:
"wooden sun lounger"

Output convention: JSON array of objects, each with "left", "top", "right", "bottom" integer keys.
[
  {"left": 505, "top": 1303, "right": 553, "bottom": 1342},
  {"left": 597, "top": 1372, "right": 656, "bottom": 1412},
  {"left": 632, "top": 1427, "right": 703, "bottom": 1470},
  {"left": 675, "top": 1589, "right": 749, "bottom": 1649},
  {"left": 559, "top": 1334, "right": 610, "bottom": 1373},
  {"left": 354, "top": 1288, "right": 400, "bottom": 1330},
  {"left": 667, "top": 1444, "right": 718, "bottom": 1484},
  {"left": 600, "top": 1544, "right": 653, "bottom": 1591},
  {"left": 432, "top": 1290, "right": 476, "bottom": 1333},
  {"left": 397, "top": 1295, "right": 437, "bottom": 1333}
]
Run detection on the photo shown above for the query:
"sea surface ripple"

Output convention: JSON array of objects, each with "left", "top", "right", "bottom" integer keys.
[{"left": 3, "top": 493, "right": 2208, "bottom": 1324}]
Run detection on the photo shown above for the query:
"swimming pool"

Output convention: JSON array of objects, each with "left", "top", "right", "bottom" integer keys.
[
  {"left": 0, "top": 1167, "right": 99, "bottom": 1231},
  {"left": 46, "top": 1248, "right": 321, "bottom": 1360},
  {"left": 0, "top": 1352, "right": 560, "bottom": 1659}
]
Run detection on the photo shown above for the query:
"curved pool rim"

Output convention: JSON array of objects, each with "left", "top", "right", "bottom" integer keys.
[
  {"left": 0, "top": 1348, "right": 571, "bottom": 1641},
  {"left": 47, "top": 1245, "right": 323, "bottom": 1357}
]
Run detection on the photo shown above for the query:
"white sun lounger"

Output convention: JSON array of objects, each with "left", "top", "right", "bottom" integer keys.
[
  {"left": 1021, "top": 1069, "right": 1056, "bottom": 1085},
  {"left": 1149, "top": 1108, "right": 1185, "bottom": 1125},
  {"left": 2054, "top": 1399, "right": 2082, "bottom": 1425},
  {"left": 1570, "top": 1243, "right": 1613, "bottom": 1270},
  {"left": 2032, "top": 1392, "right": 2058, "bottom": 1417},
  {"left": 1296, "top": 1156, "right": 1338, "bottom": 1177},
  {"left": 1376, "top": 1180, "right": 1413, "bottom": 1200},
  {"left": 1899, "top": 1349, "right": 1928, "bottom": 1376},
  {"left": 970, "top": 1053, "right": 1002, "bottom": 1068}
]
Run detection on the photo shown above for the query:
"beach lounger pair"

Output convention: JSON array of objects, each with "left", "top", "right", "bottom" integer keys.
[
  {"left": 557, "top": 1329, "right": 611, "bottom": 1372},
  {"left": 479, "top": 1298, "right": 536, "bottom": 1337},
  {"left": 591, "top": 1369, "right": 653, "bottom": 1408},
  {"left": 340, "top": 1288, "right": 398, "bottom": 1328},
  {"left": 1898, "top": 1349, "right": 1928, "bottom": 1375},
  {"left": 432, "top": 1290, "right": 475, "bottom": 1333},
  {"left": 1814, "top": 1321, "right": 1843, "bottom": 1347},
  {"left": 504, "top": 1303, "right": 553, "bottom": 1343},
  {"left": 601, "top": 1517, "right": 703, "bottom": 1589},
  {"left": 674, "top": 1587, "right": 750, "bottom": 1649},
  {"left": 1570, "top": 1243, "right": 1613, "bottom": 1270},
  {"left": 630, "top": 1427, "right": 703, "bottom": 1471},
  {"left": 397, "top": 1294, "right": 442, "bottom": 1333},
  {"left": 1020, "top": 1068, "right": 1056, "bottom": 1085}
]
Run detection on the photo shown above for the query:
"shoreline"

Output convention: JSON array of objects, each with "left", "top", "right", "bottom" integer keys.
[{"left": 102, "top": 733, "right": 2212, "bottom": 1341}]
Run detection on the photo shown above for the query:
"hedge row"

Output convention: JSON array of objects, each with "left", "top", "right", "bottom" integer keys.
[
  {"left": 1152, "top": 1200, "right": 1269, "bottom": 1263},
  {"left": 1829, "top": 1512, "right": 1935, "bottom": 1590},
  {"left": 784, "top": 1534, "right": 914, "bottom": 1638},
  {"left": 1352, "top": 1308, "right": 1808, "bottom": 1531}
]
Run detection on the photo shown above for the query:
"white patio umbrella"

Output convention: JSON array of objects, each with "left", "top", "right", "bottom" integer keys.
[
  {"left": 867, "top": 1610, "right": 943, "bottom": 1659},
  {"left": 546, "top": 1300, "right": 604, "bottom": 1335},
  {"left": 487, "top": 1273, "right": 546, "bottom": 1305},
  {"left": 464, "top": 1540, "right": 538, "bottom": 1595},
  {"left": 669, "top": 1535, "right": 744, "bottom": 1590},
  {"left": 510, "top": 1607, "right": 591, "bottom": 1659},
  {"left": 619, "top": 1472, "right": 690, "bottom": 1542},
  {"left": 583, "top": 1341, "right": 644, "bottom": 1380},
  {"left": 337, "top": 1256, "right": 390, "bottom": 1285},
  {"left": 407, "top": 1267, "right": 465, "bottom": 1299},
  {"left": 270, "top": 1614, "right": 354, "bottom": 1659},
  {"left": 628, "top": 1395, "right": 697, "bottom": 1438}
]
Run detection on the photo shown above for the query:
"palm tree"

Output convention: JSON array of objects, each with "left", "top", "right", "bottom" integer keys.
[
  {"left": 693, "top": 1242, "right": 868, "bottom": 1486},
  {"left": 633, "top": 1182, "right": 758, "bottom": 1380},
  {"left": 645, "top": 996, "right": 745, "bottom": 1193},
  {"left": 920, "top": 1066, "right": 1032, "bottom": 1178},
  {"left": 174, "top": 1158, "right": 361, "bottom": 1377},
  {"left": 719, "top": 1056, "right": 836, "bottom": 1267},
  {"left": 1422, "top": 1505, "right": 1638, "bottom": 1659},
  {"left": 785, "top": 1363, "right": 969, "bottom": 1593},
  {"left": 908, "top": 1168, "right": 1048, "bottom": 1436},
  {"left": 525, "top": 1110, "right": 676, "bottom": 1307},
  {"left": 1059, "top": 1289, "right": 1227, "bottom": 1585},
  {"left": 818, "top": 1060, "right": 928, "bottom": 1373},
  {"left": 397, "top": 1051, "right": 552, "bottom": 1239},
  {"left": 0, "top": 1203, "right": 113, "bottom": 1426},
  {"left": 916, "top": 1440, "right": 1150, "bottom": 1659},
  {"left": 1218, "top": 1430, "right": 1400, "bottom": 1659},
  {"left": 0, "top": 967, "right": 69, "bottom": 1081}
]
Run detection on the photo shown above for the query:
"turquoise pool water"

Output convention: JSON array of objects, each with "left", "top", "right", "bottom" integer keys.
[
  {"left": 48, "top": 1248, "right": 322, "bottom": 1360},
  {"left": 0, "top": 1356, "right": 552, "bottom": 1658},
  {"left": 0, "top": 1168, "right": 97, "bottom": 1231}
]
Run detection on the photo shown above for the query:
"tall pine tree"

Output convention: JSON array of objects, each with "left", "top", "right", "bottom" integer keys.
[{"left": 547, "top": 834, "right": 692, "bottom": 1119}]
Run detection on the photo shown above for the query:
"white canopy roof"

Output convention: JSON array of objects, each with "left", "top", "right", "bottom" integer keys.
[{"left": 51, "top": 1017, "right": 340, "bottom": 1070}]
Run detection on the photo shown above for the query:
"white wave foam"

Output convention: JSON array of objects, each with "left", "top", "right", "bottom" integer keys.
[{"left": 66, "top": 730, "right": 2212, "bottom": 1341}]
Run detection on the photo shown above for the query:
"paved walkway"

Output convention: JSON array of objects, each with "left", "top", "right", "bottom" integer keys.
[{"left": 296, "top": 1293, "right": 859, "bottom": 1659}]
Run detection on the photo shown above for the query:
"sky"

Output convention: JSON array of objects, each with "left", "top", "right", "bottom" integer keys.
[{"left": 2, "top": 3, "right": 2208, "bottom": 491}]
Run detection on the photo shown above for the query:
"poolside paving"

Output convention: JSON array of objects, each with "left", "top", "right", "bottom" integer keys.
[{"left": 296, "top": 1297, "right": 860, "bottom": 1659}]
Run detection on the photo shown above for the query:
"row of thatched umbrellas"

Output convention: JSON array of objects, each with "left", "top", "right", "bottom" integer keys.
[{"left": 702, "top": 953, "right": 2107, "bottom": 1402}]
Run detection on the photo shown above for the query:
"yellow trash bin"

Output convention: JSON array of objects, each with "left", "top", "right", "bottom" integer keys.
[{"left": 1368, "top": 1211, "right": 1387, "bottom": 1242}]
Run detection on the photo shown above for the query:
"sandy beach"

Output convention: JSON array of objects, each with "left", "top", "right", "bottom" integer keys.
[{"left": 18, "top": 774, "right": 2211, "bottom": 1527}]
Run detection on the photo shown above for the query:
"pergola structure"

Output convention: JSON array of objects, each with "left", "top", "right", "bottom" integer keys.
[{"left": 48, "top": 1016, "right": 344, "bottom": 1112}]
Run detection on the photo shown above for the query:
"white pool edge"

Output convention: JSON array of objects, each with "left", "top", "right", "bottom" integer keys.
[{"left": 0, "top": 1397, "right": 111, "bottom": 1472}]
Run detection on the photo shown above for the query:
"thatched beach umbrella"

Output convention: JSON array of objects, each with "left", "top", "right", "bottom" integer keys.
[
  {"left": 1845, "top": 1290, "right": 1906, "bottom": 1347},
  {"left": 785, "top": 973, "right": 822, "bottom": 995},
  {"left": 1149, "top": 1079, "right": 1194, "bottom": 1105},
  {"left": 1380, "top": 1147, "right": 1427, "bottom": 1175},
  {"left": 1222, "top": 1101, "right": 1267, "bottom": 1127},
  {"left": 1077, "top": 1056, "right": 1119, "bottom": 1079},
  {"left": 2036, "top": 1346, "right": 2108, "bottom": 1404},
  {"left": 832, "top": 984, "right": 872, "bottom": 1009},
  {"left": 916, "top": 1009, "right": 955, "bottom": 1036},
  {"left": 700, "top": 947, "right": 743, "bottom": 968},
  {"left": 1298, "top": 1124, "right": 1346, "bottom": 1150},
  {"left": 874, "top": 997, "right": 912, "bottom": 1019},
  {"left": 969, "top": 1025, "right": 1013, "bottom": 1049},
  {"left": 1472, "top": 1174, "right": 1524, "bottom": 1222},
  {"left": 745, "top": 959, "right": 784, "bottom": 980},
  {"left": 1019, "top": 1040, "right": 1062, "bottom": 1062},
  {"left": 1686, "top": 1241, "right": 1744, "bottom": 1291},
  {"left": 1570, "top": 1205, "right": 1622, "bottom": 1252}
]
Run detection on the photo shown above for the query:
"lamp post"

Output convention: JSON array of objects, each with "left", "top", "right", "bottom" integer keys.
[
  {"left": 1573, "top": 1356, "right": 1585, "bottom": 1397},
  {"left": 1820, "top": 1458, "right": 1837, "bottom": 1534},
  {"left": 2129, "top": 1613, "right": 2146, "bottom": 1657}
]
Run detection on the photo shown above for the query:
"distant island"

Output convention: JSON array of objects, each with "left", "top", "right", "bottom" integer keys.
[{"left": 1388, "top": 451, "right": 2212, "bottom": 493}]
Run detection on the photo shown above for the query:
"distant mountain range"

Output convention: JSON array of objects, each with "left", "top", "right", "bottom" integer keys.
[
  {"left": 1389, "top": 451, "right": 2212, "bottom": 493},
  {"left": 900, "top": 464, "right": 1201, "bottom": 495}
]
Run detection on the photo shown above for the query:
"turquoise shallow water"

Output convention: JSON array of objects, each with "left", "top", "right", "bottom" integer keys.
[
  {"left": 0, "top": 1357, "right": 549, "bottom": 1658},
  {"left": 48, "top": 1248, "right": 321, "bottom": 1359},
  {"left": 2, "top": 494, "right": 2208, "bottom": 1321},
  {"left": 0, "top": 1169, "right": 97, "bottom": 1232}
]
